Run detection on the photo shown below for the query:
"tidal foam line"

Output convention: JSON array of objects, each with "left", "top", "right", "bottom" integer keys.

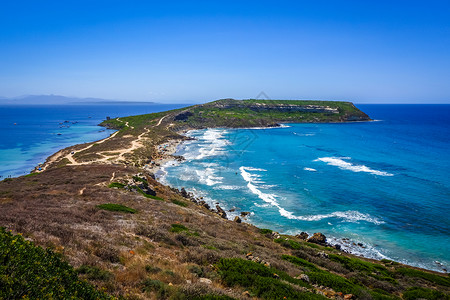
[
  {"left": 315, "top": 157, "right": 394, "bottom": 176},
  {"left": 240, "top": 166, "right": 384, "bottom": 225}
]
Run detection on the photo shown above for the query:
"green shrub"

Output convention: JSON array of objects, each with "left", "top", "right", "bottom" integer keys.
[
  {"left": 329, "top": 254, "right": 390, "bottom": 276},
  {"left": 306, "top": 271, "right": 361, "bottom": 295},
  {"left": 134, "top": 185, "right": 164, "bottom": 200},
  {"left": 133, "top": 176, "right": 148, "bottom": 185},
  {"left": 97, "top": 203, "right": 137, "bottom": 214},
  {"left": 403, "top": 286, "right": 449, "bottom": 300},
  {"left": 274, "top": 238, "right": 302, "bottom": 250},
  {"left": 0, "top": 227, "right": 112, "bottom": 299},
  {"left": 396, "top": 268, "right": 450, "bottom": 287},
  {"left": 170, "top": 224, "right": 189, "bottom": 233},
  {"left": 172, "top": 199, "right": 188, "bottom": 207},
  {"left": 142, "top": 278, "right": 169, "bottom": 298},
  {"left": 24, "top": 172, "right": 40, "bottom": 177},
  {"left": 108, "top": 182, "right": 125, "bottom": 188},
  {"left": 77, "top": 265, "right": 113, "bottom": 281},
  {"left": 260, "top": 228, "right": 273, "bottom": 235},
  {"left": 193, "top": 295, "right": 235, "bottom": 300},
  {"left": 188, "top": 265, "right": 204, "bottom": 277},
  {"left": 216, "top": 258, "right": 325, "bottom": 300},
  {"left": 281, "top": 254, "right": 321, "bottom": 272},
  {"left": 145, "top": 265, "right": 162, "bottom": 274}
]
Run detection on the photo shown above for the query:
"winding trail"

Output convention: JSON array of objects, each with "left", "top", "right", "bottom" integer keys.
[{"left": 41, "top": 115, "right": 169, "bottom": 169}]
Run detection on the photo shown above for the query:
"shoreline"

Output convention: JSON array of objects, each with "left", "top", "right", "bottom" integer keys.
[
  {"left": 151, "top": 127, "right": 448, "bottom": 274},
  {"left": 20, "top": 115, "right": 447, "bottom": 274}
]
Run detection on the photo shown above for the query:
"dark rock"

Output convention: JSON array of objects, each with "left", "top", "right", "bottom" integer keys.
[
  {"left": 216, "top": 205, "right": 227, "bottom": 219},
  {"left": 240, "top": 211, "right": 250, "bottom": 217},
  {"left": 199, "top": 201, "right": 210, "bottom": 210},
  {"left": 296, "top": 232, "right": 309, "bottom": 240},
  {"left": 174, "top": 111, "right": 194, "bottom": 121},
  {"left": 307, "top": 232, "right": 327, "bottom": 245},
  {"left": 142, "top": 187, "right": 157, "bottom": 196},
  {"left": 233, "top": 216, "right": 242, "bottom": 223},
  {"left": 334, "top": 244, "right": 341, "bottom": 250},
  {"left": 180, "top": 187, "right": 188, "bottom": 198}
]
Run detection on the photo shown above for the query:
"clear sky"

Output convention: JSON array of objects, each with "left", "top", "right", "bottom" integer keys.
[{"left": 1, "top": 0, "right": 449, "bottom": 103}]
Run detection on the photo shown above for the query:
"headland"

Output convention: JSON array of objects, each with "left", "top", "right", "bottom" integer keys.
[{"left": 1, "top": 99, "right": 448, "bottom": 299}]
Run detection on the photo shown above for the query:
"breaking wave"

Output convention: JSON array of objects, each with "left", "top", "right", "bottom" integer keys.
[
  {"left": 239, "top": 166, "right": 383, "bottom": 225},
  {"left": 315, "top": 157, "right": 394, "bottom": 176}
]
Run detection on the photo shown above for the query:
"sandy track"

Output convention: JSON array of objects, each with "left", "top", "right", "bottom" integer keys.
[{"left": 41, "top": 115, "right": 170, "bottom": 169}]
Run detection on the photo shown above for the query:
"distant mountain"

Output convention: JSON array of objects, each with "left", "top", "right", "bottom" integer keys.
[{"left": 0, "top": 95, "right": 156, "bottom": 105}]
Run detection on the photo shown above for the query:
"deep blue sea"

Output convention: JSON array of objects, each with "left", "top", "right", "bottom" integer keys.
[
  {"left": 160, "top": 105, "right": 450, "bottom": 272},
  {"left": 0, "top": 103, "right": 187, "bottom": 178}
]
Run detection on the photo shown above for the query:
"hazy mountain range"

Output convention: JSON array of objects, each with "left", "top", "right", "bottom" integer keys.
[{"left": 0, "top": 95, "right": 156, "bottom": 105}]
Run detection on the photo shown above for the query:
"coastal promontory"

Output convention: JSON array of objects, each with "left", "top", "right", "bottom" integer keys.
[{"left": 1, "top": 100, "right": 448, "bottom": 300}]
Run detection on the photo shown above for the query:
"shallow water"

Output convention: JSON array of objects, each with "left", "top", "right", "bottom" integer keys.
[
  {"left": 0, "top": 103, "right": 187, "bottom": 178},
  {"left": 160, "top": 104, "right": 450, "bottom": 272}
]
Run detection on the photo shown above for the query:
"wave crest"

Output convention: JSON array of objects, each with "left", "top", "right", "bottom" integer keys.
[
  {"left": 315, "top": 157, "right": 393, "bottom": 176},
  {"left": 240, "top": 166, "right": 383, "bottom": 225}
]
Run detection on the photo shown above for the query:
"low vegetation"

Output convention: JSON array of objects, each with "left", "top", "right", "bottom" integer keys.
[
  {"left": 0, "top": 227, "right": 111, "bottom": 299},
  {"left": 97, "top": 203, "right": 137, "bottom": 214},
  {"left": 0, "top": 100, "right": 448, "bottom": 299}
]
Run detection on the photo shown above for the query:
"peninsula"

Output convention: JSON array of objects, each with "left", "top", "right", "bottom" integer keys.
[{"left": 0, "top": 100, "right": 448, "bottom": 299}]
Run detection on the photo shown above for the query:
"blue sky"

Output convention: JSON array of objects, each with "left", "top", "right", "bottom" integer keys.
[{"left": 0, "top": 1, "right": 449, "bottom": 103}]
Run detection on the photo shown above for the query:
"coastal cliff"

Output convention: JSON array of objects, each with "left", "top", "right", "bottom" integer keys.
[{"left": 1, "top": 100, "right": 448, "bottom": 300}]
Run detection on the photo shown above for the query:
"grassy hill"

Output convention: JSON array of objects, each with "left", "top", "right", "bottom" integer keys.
[
  {"left": 101, "top": 99, "right": 371, "bottom": 131},
  {"left": 1, "top": 165, "right": 448, "bottom": 299},
  {"left": 1, "top": 99, "right": 448, "bottom": 299}
]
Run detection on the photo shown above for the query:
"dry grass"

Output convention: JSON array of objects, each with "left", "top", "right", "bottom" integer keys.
[{"left": 1, "top": 165, "right": 448, "bottom": 299}]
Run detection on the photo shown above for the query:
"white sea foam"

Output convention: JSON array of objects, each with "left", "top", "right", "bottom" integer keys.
[
  {"left": 213, "top": 185, "right": 243, "bottom": 190},
  {"left": 296, "top": 210, "right": 385, "bottom": 225},
  {"left": 294, "top": 132, "right": 315, "bottom": 136},
  {"left": 242, "top": 124, "right": 291, "bottom": 130},
  {"left": 240, "top": 166, "right": 383, "bottom": 225},
  {"left": 304, "top": 167, "right": 317, "bottom": 172},
  {"left": 183, "top": 129, "right": 230, "bottom": 160},
  {"left": 315, "top": 157, "right": 394, "bottom": 176},
  {"left": 195, "top": 168, "right": 223, "bottom": 186}
]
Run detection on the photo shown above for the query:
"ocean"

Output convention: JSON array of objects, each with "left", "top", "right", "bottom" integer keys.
[
  {"left": 159, "top": 104, "right": 450, "bottom": 272},
  {"left": 0, "top": 103, "right": 187, "bottom": 178}
]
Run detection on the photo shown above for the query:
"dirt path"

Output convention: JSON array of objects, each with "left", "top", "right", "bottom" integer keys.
[{"left": 41, "top": 115, "right": 170, "bottom": 169}]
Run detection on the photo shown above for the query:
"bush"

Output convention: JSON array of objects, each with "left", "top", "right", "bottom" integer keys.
[
  {"left": 145, "top": 265, "right": 162, "bottom": 274},
  {"left": 328, "top": 254, "right": 390, "bottom": 276},
  {"left": 396, "top": 268, "right": 450, "bottom": 287},
  {"left": 142, "top": 278, "right": 169, "bottom": 298},
  {"left": 108, "top": 182, "right": 125, "bottom": 188},
  {"left": 274, "top": 238, "right": 303, "bottom": 250},
  {"left": 306, "top": 271, "right": 361, "bottom": 295},
  {"left": 170, "top": 224, "right": 189, "bottom": 233},
  {"left": 188, "top": 265, "right": 204, "bottom": 277},
  {"left": 172, "top": 199, "right": 188, "bottom": 207},
  {"left": 403, "top": 286, "right": 449, "bottom": 300},
  {"left": 281, "top": 254, "right": 321, "bottom": 272},
  {"left": 97, "top": 203, "right": 137, "bottom": 214},
  {"left": 134, "top": 185, "right": 164, "bottom": 200},
  {"left": 260, "top": 229, "right": 273, "bottom": 235},
  {"left": 216, "top": 258, "right": 324, "bottom": 300},
  {"left": 77, "top": 265, "right": 113, "bottom": 281},
  {"left": 0, "top": 227, "right": 112, "bottom": 299},
  {"left": 24, "top": 172, "right": 40, "bottom": 177}
]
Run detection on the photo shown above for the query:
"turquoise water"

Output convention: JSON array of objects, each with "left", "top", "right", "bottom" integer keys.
[
  {"left": 0, "top": 103, "right": 187, "bottom": 178},
  {"left": 160, "top": 105, "right": 450, "bottom": 272}
]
